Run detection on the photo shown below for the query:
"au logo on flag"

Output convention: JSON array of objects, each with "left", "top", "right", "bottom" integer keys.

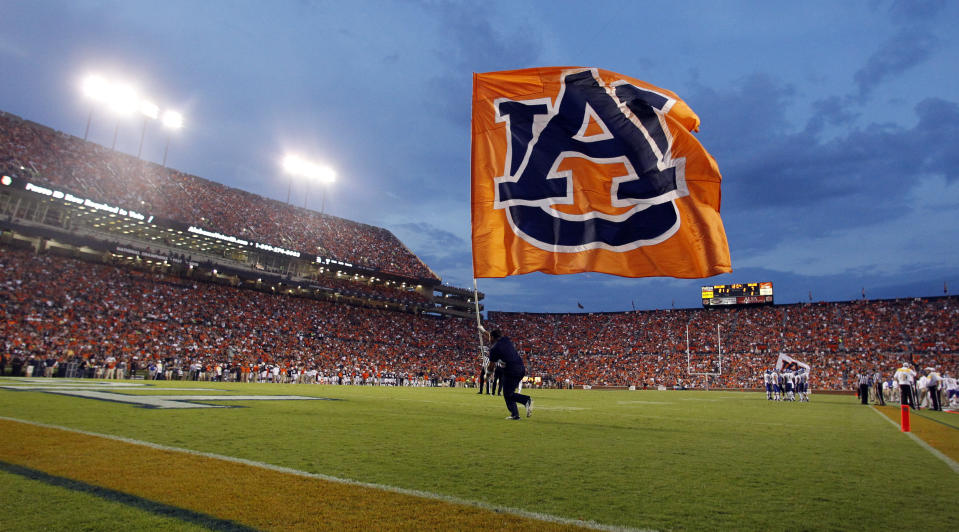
[{"left": 471, "top": 67, "right": 731, "bottom": 279}]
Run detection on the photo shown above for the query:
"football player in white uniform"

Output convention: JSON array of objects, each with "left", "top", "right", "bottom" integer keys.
[
  {"left": 783, "top": 369, "right": 796, "bottom": 401},
  {"left": 772, "top": 369, "right": 783, "bottom": 401},
  {"left": 763, "top": 370, "right": 773, "bottom": 400},
  {"left": 796, "top": 369, "right": 809, "bottom": 402},
  {"left": 944, "top": 373, "right": 958, "bottom": 407}
]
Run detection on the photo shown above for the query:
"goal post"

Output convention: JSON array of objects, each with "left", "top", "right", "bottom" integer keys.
[{"left": 686, "top": 323, "right": 722, "bottom": 389}]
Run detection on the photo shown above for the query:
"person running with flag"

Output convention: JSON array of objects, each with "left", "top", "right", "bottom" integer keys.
[{"left": 485, "top": 329, "right": 533, "bottom": 420}]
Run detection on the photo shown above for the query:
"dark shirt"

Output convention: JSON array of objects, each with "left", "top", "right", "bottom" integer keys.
[{"left": 489, "top": 336, "right": 525, "bottom": 377}]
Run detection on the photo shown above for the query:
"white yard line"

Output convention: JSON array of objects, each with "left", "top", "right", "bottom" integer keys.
[
  {"left": 0, "top": 415, "right": 650, "bottom": 532},
  {"left": 869, "top": 406, "right": 959, "bottom": 474}
]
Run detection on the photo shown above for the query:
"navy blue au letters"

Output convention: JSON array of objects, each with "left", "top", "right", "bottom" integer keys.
[{"left": 493, "top": 69, "right": 688, "bottom": 252}]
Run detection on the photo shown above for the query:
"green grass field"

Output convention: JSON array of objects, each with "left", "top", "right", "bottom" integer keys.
[{"left": 1, "top": 378, "right": 956, "bottom": 531}]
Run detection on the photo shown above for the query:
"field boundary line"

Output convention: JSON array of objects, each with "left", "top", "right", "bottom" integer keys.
[
  {"left": 869, "top": 407, "right": 959, "bottom": 474},
  {"left": 0, "top": 416, "right": 649, "bottom": 532}
]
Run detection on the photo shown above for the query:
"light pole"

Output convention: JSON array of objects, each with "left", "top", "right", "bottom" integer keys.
[
  {"left": 318, "top": 173, "right": 334, "bottom": 214},
  {"left": 161, "top": 110, "right": 183, "bottom": 167},
  {"left": 282, "top": 154, "right": 335, "bottom": 211},
  {"left": 81, "top": 75, "right": 109, "bottom": 140},
  {"left": 304, "top": 166, "right": 335, "bottom": 210},
  {"left": 137, "top": 101, "right": 159, "bottom": 159},
  {"left": 79, "top": 73, "right": 182, "bottom": 164},
  {"left": 107, "top": 83, "right": 139, "bottom": 150}
]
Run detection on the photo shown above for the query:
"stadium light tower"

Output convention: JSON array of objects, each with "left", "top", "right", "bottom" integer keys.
[
  {"left": 317, "top": 166, "right": 335, "bottom": 214},
  {"left": 79, "top": 73, "right": 183, "bottom": 164},
  {"left": 304, "top": 165, "right": 335, "bottom": 211},
  {"left": 282, "top": 154, "right": 335, "bottom": 211},
  {"left": 137, "top": 100, "right": 159, "bottom": 159},
  {"left": 80, "top": 74, "right": 110, "bottom": 140},
  {"left": 161, "top": 110, "right": 183, "bottom": 167},
  {"left": 106, "top": 83, "right": 139, "bottom": 150},
  {"left": 79, "top": 75, "right": 140, "bottom": 150},
  {"left": 282, "top": 154, "right": 302, "bottom": 204}
]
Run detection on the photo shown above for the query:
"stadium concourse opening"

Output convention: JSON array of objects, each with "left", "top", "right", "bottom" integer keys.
[{"left": 0, "top": 108, "right": 957, "bottom": 393}]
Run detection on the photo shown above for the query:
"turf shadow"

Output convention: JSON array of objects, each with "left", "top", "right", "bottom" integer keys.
[{"left": 0, "top": 460, "right": 259, "bottom": 531}]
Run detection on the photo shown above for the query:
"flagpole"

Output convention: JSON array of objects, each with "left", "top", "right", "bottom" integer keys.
[
  {"left": 469, "top": 73, "right": 486, "bottom": 356},
  {"left": 717, "top": 324, "right": 722, "bottom": 375},
  {"left": 472, "top": 278, "right": 485, "bottom": 349}
]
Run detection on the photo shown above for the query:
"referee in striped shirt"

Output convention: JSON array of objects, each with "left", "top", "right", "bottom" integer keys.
[
  {"left": 477, "top": 348, "right": 491, "bottom": 395},
  {"left": 857, "top": 370, "right": 872, "bottom": 405}
]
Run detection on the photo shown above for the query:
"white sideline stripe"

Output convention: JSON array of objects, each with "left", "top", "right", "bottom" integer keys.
[
  {"left": 869, "top": 407, "right": 959, "bottom": 474},
  {"left": 0, "top": 416, "right": 649, "bottom": 532}
]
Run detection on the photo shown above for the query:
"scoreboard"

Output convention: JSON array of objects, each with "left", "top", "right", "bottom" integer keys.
[{"left": 701, "top": 282, "right": 773, "bottom": 307}]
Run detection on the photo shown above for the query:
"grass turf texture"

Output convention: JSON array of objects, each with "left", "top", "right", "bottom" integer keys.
[
  {"left": 0, "top": 468, "right": 215, "bottom": 532},
  {"left": 0, "top": 420, "right": 578, "bottom": 532},
  {"left": 1, "top": 380, "right": 957, "bottom": 531}
]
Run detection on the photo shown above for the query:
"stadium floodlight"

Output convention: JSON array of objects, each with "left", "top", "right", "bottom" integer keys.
[
  {"left": 282, "top": 154, "right": 306, "bottom": 176},
  {"left": 162, "top": 110, "right": 184, "bottom": 129},
  {"left": 283, "top": 154, "right": 335, "bottom": 210},
  {"left": 104, "top": 83, "right": 140, "bottom": 150},
  {"left": 316, "top": 165, "right": 336, "bottom": 184},
  {"left": 81, "top": 74, "right": 110, "bottom": 140},
  {"left": 82, "top": 74, "right": 111, "bottom": 102},
  {"left": 140, "top": 100, "right": 159, "bottom": 120},
  {"left": 107, "top": 83, "right": 139, "bottom": 115}
]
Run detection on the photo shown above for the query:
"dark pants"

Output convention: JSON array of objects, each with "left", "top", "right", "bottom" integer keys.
[
  {"left": 492, "top": 371, "right": 503, "bottom": 395},
  {"left": 859, "top": 384, "right": 870, "bottom": 404},
  {"left": 477, "top": 368, "right": 489, "bottom": 393},
  {"left": 928, "top": 386, "right": 941, "bottom": 411},
  {"left": 502, "top": 372, "right": 530, "bottom": 418},
  {"left": 899, "top": 384, "right": 914, "bottom": 409}
]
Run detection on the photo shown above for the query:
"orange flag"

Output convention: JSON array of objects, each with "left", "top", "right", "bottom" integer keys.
[{"left": 471, "top": 67, "right": 731, "bottom": 278}]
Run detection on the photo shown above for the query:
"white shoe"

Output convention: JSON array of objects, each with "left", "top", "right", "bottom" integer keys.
[{"left": 526, "top": 398, "right": 533, "bottom": 418}]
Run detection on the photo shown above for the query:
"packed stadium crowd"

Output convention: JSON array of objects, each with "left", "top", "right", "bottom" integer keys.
[
  {"left": 1, "top": 108, "right": 956, "bottom": 396},
  {"left": 1, "top": 246, "right": 956, "bottom": 392},
  {"left": 490, "top": 298, "right": 958, "bottom": 390},
  {"left": 0, "top": 111, "right": 436, "bottom": 280},
  {"left": 0, "top": 246, "right": 471, "bottom": 386}
]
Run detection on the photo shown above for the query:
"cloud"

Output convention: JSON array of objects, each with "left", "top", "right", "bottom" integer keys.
[
  {"left": 738, "top": 173, "right": 959, "bottom": 276},
  {"left": 389, "top": 221, "right": 475, "bottom": 285},
  {"left": 696, "top": 89, "right": 959, "bottom": 262},
  {"left": 888, "top": 0, "right": 947, "bottom": 23},
  {"left": 853, "top": 28, "right": 939, "bottom": 99},
  {"left": 804, "top": 96, "right": 861, "bottom": 135},
  {"left": 691, "top": 73, "right": 796, "bottom": 156},
  {"left": 392, "top": 222, "right": 466, "bottom": 258},
  {"left": 911, "top": 98, "right": 959, "bottom": 181},
  {"left": 425, "top": 2, "right": 543, "bottom": 125}
]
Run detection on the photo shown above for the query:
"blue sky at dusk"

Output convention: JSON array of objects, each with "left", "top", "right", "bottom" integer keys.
[{"left": 2, "top": 0, "right": 957, "bottom": 313}]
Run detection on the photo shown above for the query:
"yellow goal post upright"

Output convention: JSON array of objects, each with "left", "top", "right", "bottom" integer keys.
[{"left": 686, "top": 323, "right": 723, "bottom": 390}]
